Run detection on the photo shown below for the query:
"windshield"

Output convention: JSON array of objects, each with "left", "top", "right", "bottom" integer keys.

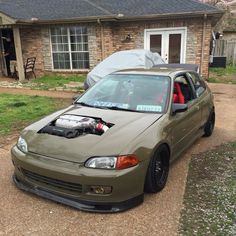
[{"left": 76, "top": 74, "right": 170, "bottom": 113}]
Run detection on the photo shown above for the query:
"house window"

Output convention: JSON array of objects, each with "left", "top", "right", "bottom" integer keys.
[{"left": 50, "top": 26, "right": 89, "bottom": 70}]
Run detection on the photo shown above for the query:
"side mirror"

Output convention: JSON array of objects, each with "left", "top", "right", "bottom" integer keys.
[{"left": 172, "top": 103, "right": 188, "bottom": 115}]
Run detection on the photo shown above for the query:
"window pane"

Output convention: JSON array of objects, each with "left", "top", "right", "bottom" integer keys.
[
  {"left": 169, "top": 34, "right": 181, "bottom": 63},
  {"left": 76, "top": 35, "right": 82, "bottom": 42},
  {"left": 53, "top": 53, "right": 70, "bottom": 69},
  {"left": 50, "top": 27, "right": 69, "bottom": 52},
  {"left": 52, "top": 44, "right": 57, "bottom": 51},
  {"left": 81, "top": 27, "right": 87, "bottom": 34},
  {"left": 150, "top": 35, "right": 162, "bottom": 55},
  {"left": 83, "top": 35, "right": 88, "bottom": 42},
  {"left": 72, "top": 52, "right": 89, "bottom": 69},
  {"left": 51, "top": 28, "right": 58, "bottom": 36},
  {"left": 70, "top": 36, "right": 76, "bottom": 44},
  {"left": 51, "top": 36, "right": 57, "bottom": 43},
  {"left": 51, "top": 26, "right": 89, "bottom": 70},
  {"left": 60, "top": 27, "right": 67, "bottom": 35},
  {"left": 62, "top": 36, "right": 68, "bottom": 44},
  {"left": 69, "top": 27, "right": 88, "bottom": 52},
  {"left": 188, "top": 72, "right": 206, "bottom": 97},
  {"left": 76, "top": 27, "right": 82, "bottom": 35},
  {"left": 70, "top": 27, "right": 76, "bottom": 35}
]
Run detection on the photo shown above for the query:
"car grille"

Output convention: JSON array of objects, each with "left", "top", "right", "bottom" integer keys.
[{"left": 21, "top": 169, "right": 82, "bottom": 193}]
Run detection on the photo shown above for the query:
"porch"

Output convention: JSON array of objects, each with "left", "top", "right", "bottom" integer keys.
[{"left": 0, "top": 12, "right": 25, "bottom": 81}]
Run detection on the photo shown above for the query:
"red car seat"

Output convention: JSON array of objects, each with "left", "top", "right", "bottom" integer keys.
[{"left": 173, "top": 82, "right": 185, "bottom": 104}]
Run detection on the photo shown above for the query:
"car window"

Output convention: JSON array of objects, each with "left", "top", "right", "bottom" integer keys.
[
  {"left": 77, "top": 74, "right": 171, "bottom": 113},
  {"left": 187, "top": 72, "right": 206, "bottom": 97},
  {"left": 173, "top": 75, "right": 195, "bottom": 104}
]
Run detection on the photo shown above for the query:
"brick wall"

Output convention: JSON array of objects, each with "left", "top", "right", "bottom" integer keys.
[
  {"left": 20, "top": 26, "right": 45, "bottom": 75},
  {"left": 96, "top": 18, "right": 212, "bottom": 78},
  {"left": 19, "top": 17, "right": 213, "bottom": 79},
  {"left": 20, "top": 23, "right": 97, "bottom": 74}
]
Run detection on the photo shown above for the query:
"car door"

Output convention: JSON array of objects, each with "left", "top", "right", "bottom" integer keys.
[
  {"left": 169, "top": 73, "right": 202, "bottom": 160},
  {"left": 186, "top": 72, "right": 209, "bottom": 128}
]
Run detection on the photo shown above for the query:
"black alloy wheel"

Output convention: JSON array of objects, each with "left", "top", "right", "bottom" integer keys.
[{"left": 144, "top": 145, "right": 169, "bottom": 193}]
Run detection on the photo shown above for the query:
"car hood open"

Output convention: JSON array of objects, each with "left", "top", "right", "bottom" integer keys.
[{"left": 22, "top": 105, "right": 162, "bottom": 163}]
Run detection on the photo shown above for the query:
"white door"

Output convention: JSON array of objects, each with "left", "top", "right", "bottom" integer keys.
[{"left": 145, "top": 27, "right": 187, "bottom": 63}]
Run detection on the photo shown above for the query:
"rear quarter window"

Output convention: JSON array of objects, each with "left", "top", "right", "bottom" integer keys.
[{"left": 187, "top": 72, "right": 206, "bottom": 97}]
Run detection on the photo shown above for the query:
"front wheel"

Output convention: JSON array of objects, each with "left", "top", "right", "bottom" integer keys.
[{"left": 144, "top": 145, "right": 169, "bottom": 193}]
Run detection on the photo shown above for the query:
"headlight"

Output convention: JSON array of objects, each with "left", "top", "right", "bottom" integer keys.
[
  {"left": 17, "top": 136, "right": 28, "bottom": 153},
  {"left": 85, "top": 155, "right": 139, "bottom": 170},
  {"left": 85, "top": 157, "right": 117, "bottom": 169}
]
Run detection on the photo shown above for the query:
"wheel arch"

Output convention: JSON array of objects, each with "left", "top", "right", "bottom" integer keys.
[{"left": 152, "top": 142, "right": 171, "bottom": 164}]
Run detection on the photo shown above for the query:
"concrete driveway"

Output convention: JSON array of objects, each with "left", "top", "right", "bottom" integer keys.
[{"left": 0, "top": 83, "right": 236, "bottom": 236}]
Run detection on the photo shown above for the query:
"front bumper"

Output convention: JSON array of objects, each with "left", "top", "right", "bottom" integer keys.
[
  {"left": 11, "top": 146, "right": 146, "bottom": 213},
  {"left": 13, "top": 174, "right": 144, "bottom": 213}
]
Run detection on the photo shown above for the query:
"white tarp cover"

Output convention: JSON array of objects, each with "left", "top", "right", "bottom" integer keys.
[{"left": 85, "top": 49, "right": 164, "bottom": 89}]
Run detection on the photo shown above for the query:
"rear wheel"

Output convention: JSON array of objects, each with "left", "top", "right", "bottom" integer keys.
[
  {"left": 204, "top": 111, "right": 215, "bottom": 137},
  {"left": 144, "top": 145, "right": 169, "bottom": 193}
]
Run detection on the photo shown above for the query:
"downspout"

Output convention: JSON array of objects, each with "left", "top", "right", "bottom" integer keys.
[
  {"left": 200, "top": 14, "right": 207, "bottom": 76},
  {"left": 97, "top": 18, "right": 105, "bottom": 60}
]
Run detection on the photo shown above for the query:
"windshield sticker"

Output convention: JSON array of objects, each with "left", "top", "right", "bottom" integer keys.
[
  {"left": 89, "top": 101, "right": 129, "bottom": 109},
  {"left": 136, "top": 105, "right": 162, "bottom": 112}
]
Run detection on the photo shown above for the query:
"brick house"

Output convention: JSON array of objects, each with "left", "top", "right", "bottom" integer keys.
[{"left": 0, "top": 0, "right": 223, "bottom": 81}]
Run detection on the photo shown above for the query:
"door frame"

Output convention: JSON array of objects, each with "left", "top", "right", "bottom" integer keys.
[
  {"left": 0, "top": 30, "right": 7, "bottom": 76},
  {"left": 144, "top": 27, "right": 187, "bottom": 63}
]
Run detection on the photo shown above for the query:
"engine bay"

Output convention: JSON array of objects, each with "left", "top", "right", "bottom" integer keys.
[{"left": 39, "top": 114, "right": 113, "bottom": 139}]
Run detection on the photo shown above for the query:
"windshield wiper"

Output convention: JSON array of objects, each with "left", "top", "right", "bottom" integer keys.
[
  {"left": 75, "top": 102, "right": 109, "bottom": 110},
  {"left": 105, "top": 106, "right": 139, "bottom": 112},
  {"left": 75, "top": 102, "right": 95, "bottom": 107}
]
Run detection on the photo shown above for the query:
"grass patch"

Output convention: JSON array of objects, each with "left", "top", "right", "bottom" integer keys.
[
  {"left": 209, "top": 66, "right": 236, "bottom": 76},
  {"left": 179, "top": 142, "right": 236, "bottom": 236},
  {"left": 209, "top": 66, "right": 236, "bottom": 84},
  {"left": 23, "top": 74, "right": 86, "bottom": 90},
  {"left": 0, "top": 93, "right": 70, "bottom": 136}
]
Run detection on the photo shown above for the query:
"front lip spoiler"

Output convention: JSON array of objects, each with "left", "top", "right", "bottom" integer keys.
[{"left": 13, "top": 174, "right": 144, "bottom": 213}]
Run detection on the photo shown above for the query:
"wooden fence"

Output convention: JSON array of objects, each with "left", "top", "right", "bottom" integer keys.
[{"left": 214, "top": 40, "right": 236, "bottom": 65}]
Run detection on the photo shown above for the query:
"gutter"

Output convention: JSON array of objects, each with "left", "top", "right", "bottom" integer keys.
[
  {"left": 13, "top": 10, "right": 224, "bottom": 25},
  {"left": 200, "top": 14, "right": 207, "bottom": 76}
]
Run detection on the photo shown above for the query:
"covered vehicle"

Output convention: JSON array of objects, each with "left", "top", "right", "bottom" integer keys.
[
  {"left": 12, "top": 68, "right": 215, "bottom": 212},
  {"left": 84, "top": 49, "right": 164, "bottom": 89}
]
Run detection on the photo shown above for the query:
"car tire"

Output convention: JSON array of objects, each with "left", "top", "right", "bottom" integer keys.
[
  {"left": 144, "top": 145, "right": 169, "bottom": 193},
  {"left": 204, "top": 111, "right": 215, "bottom": 137}
]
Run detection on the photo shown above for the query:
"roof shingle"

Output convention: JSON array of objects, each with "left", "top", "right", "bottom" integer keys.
[{"left": 0, "top": 0, "right": 222, "bottom": 22}]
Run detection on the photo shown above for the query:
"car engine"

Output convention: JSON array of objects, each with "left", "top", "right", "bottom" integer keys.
[{"left": 39, "top": 114, "right": 112, "bottom": 138}]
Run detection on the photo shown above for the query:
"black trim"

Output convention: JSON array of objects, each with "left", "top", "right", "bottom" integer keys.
[{"left": 13, "top": 174, "right": 144, "bottom": 213}]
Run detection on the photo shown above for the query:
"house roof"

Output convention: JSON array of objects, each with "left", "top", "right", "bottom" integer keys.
[{"left": 0, "top": 0, "right": 223, "bottom": 23}]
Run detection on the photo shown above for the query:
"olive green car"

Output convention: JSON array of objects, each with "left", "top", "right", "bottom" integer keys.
[{"left": 12, "top": 68, "right": 215, "bottom": 212}]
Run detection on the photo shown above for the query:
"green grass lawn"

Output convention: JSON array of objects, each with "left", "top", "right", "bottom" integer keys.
[
  {"left": 208, "top": 66, "right": 236, "bottom": 84},
  {"left": 209, "top": 66, "right": 236, "bottom": 76},
  {"left": 179, "top": 142, "right": 236, "bottom": 236},
  {"left": 0, "top": 93, "right": 70, "bottom": 136},
  {"left": 23, "top": 74, "right": 86, "bottom": 90}
]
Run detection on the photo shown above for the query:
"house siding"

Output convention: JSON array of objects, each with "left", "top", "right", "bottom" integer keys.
[
  {"left": 20, "top": 27, "right": 45, "bottom": 75},
  {"left": 19, "top": 17, "right": 213, "bottom": 78},
  {"left": 41, "top": 27, "right": 52, "bottom": 71},
  {"left": 97, "top": 18, "right": 212, "bottom": 78}
]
